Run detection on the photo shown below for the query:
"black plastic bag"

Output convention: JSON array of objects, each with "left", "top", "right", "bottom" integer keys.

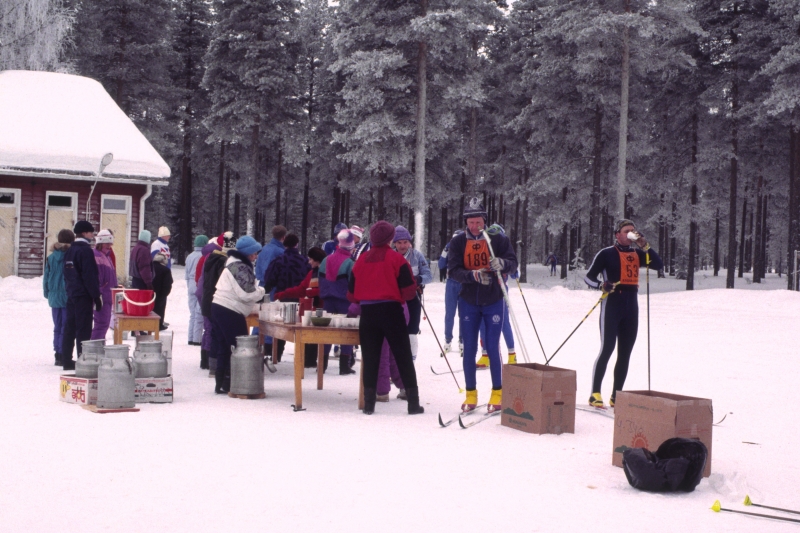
[{"left": 622, "top": 437, "right": 708, "bottom": 492}]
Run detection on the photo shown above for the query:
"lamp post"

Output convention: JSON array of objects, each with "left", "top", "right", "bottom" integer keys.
[{"left": 86, "top": 152, "right": 114, "bottom": 222}]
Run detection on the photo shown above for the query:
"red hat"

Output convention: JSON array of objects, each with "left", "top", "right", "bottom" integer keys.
[{"left": 369, "top": 221, "right": 395, "bottom": 248}]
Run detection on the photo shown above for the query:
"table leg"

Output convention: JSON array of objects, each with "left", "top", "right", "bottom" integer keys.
[
  {"left": 154, "top": 326, "right": 160, "bottom": 341},
  {"left": 114, "top": 323, "right": 122, "bottom": 345},
  {"left": 317, "top": 343, "right": 324, "bottom": 390},
  {"left": 294, "top": 336, "right": 303, "bottom": 410},
  {"left": 272, "top": 341, "right": 278, "bottom": 366},
  {"left": 358, "top": 353, "right": 365, "bottom": 410}
]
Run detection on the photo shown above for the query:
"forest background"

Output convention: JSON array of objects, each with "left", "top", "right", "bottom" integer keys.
[{"left": 2, "top": 0, "right": 799, "bottom": 290}]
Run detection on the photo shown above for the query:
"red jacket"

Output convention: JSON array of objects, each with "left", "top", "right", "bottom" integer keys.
[
  {"left": 274, "top": 268, "right": 321, "bottom": 306},
  {"left": 348, "top": 245, "right": 417, "bottom": 303}
]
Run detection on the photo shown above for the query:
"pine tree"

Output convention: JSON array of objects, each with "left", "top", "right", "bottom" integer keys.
[{"left": 0, "top": 0, "right": 72, "bottom": 71}]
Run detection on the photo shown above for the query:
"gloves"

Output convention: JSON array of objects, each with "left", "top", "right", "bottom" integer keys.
[
  {"left": 490, "top": 257, "right": 506, "bottom": 272},
  {"left": 472, "top": 270, "right": 493, "bottom": 285},
  {"left": 601, "top": 281, "right": 615, "bottom": 294},
  {"left": 273, "top": 291, "right": 285, "bottom": 301},
  {"left": 94, "top": 296, "right": 103, "bottom": 311},
  {"left": 414, "top": 275, "right": 423, "bottom": 287}
]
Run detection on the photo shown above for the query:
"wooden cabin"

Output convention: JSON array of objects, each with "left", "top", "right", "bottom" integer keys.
[{"left": 0, "top": 70, "right": 170, "bottom": 279}]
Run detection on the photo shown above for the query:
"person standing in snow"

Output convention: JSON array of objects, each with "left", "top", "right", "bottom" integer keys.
[
  {"left": 255, "top": 225, "right": 286, "bottom": 357},
  {"left": 348, "top": 221, "right": 424, "bottom": 415},
  {"left": 437, "top": 230, "right": 464, "bottom": 355},
  {"left": 90, "top": 229, "right": 118, "bottom": 340},
  {"left": 477, "top": 223, "right": 517, "bottom": 367},
  {"left": 323, "top": 222, "right": 348, "bottom": 255},
  {"left": 150, "top": 226, "right": 172, "bottom": 268},
  {"left": 392, "top": 226, "right": 432, "bottom": 361},
  {"left": 195, "top": 234, "right": 224, "bottom": 370},
  {"left": 185, "top": 235, "right": 208, "bottom": 346},
  {"left": 211, "top": 236, "right": 265, "bottom": 394},
  {"left": 61, "top": 221, "right": 101, "bottom": 370},
  {"left": 583, "top": 219, "right": 663, "bottom": 408},
  {"left": 546, "top": 252, "right": 558, "bottom": 276},
  {"left": 130, "top": 230, "right": 154, "bottom": 290},
  {"left": 44, "top": 229, "right": 73, "bottom": 366},
  {"left": 202, "top": 232, "right": 236, "bottom": 376},
  {"left": 319, "top": 229, "right": 358, "bottom": 375},
  {"left": 447, "top": 198, "right": 518, "bottom": 413},
  {"left": 152, "top": 253, "right": 173, "bottom": 331}
]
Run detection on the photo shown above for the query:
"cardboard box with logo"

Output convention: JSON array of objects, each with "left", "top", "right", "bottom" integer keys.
[
  {"left": 612, "top": 390, "right": 713, "bottom": 477},
  {"left": 134, "top": 376, "right": 173, "bottom": 403},
  {"left": 501, "top": 363, "right": 576, "bottom": 434},
  {"left": 59, "top": 375, "right": 98, "bottom": 405}
]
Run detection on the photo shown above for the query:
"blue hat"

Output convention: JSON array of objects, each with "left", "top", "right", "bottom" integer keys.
[
  {"left": 393, "top": 225, "right": 412, "bottom": 243},
  {"left": 139, "top": 229, "right": 151, "bottom": 242},
  {"left": 236, "top": 235, "right": 262, "bottom": 256}
]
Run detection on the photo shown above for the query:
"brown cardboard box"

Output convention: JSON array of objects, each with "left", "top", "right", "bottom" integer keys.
[
  {"left": 612, "top": 390, "right": 713, "bottom": 477},
  {"left": 500, "top": 363, "right": 576, "bottom": 434}
]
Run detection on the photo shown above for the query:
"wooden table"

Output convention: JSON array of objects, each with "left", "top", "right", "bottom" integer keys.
[
  {"left": 113, "top": 312, "right": 161, "bottom": 345},
  {"left": 259, "top": 320, "right": 361, "bottom": 411},
  {"left": 246, "top": 313, "right": 259, "bottom": 329}
]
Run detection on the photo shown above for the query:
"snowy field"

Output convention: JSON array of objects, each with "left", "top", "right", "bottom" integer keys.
[{"left": 1, "top": 264, "right": 798, "bottom": 532}]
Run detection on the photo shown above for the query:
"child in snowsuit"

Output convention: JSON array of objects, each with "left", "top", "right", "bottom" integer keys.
[{"left": 91, "top": 229, "right": 118, "bottom": 340}]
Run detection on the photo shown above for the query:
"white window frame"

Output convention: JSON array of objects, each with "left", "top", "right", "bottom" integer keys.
[
  {"left": 44, "top": 191, "right": 79, "bottom": 273},
  {"left": 0, "top": 187, "right": 22, "bottom": 276},
  {"left": 100, "top": 194, "right": 132, "bottom": 281}
]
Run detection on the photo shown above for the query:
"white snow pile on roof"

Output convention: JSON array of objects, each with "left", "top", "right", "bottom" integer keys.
[{"left": 0, "top": 70, "right": 170, "bottom": 181}]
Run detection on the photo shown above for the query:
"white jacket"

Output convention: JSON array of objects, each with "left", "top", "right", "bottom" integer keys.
[{"left": 213, "top": 254, "right": 265, "bottom": 316}]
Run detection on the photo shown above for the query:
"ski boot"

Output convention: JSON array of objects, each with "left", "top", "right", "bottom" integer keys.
[
  {"left": 462, "top": 389, "right": 478, "bottom": 412},
  {"left": 376, "top": 393, "right": 390, "bottom": 402},
  {"left": 407, "top": 387, "right": 424, "bottom": 415},
  {"left": 476, "top": 350, "right": 490, "bottom": 368},
  {"left": 589, "top": 392, "right": 604, "bottom": 407},
  {"left": 442, "top": 342, "right": 451, "bottom": 356},
  {"left": 397, "top": 388, "right": 407, "bottom": 400},
  {"left": 609, "top": 393, "right": 616, "bottom": 408},
  {"left": 507, "top": 351, "right": 517, "bottom": 365},
  {"left": 488, "top": 389, "right": 502, "bottom": 413}
]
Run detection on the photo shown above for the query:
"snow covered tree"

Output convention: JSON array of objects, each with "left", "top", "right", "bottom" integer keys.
[{"left": 0, "top": 0, "right": 72, "bottom": 71}]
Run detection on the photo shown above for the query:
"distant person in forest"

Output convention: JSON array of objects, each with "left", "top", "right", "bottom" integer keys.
[
  {"left": 90, "top": 229, "right": 118, "bottom": 340},
  {"left": 583, "top": 219, "right": 663, "bottom": 408},
  {"left": 546, "top": 252, "right": 558, "bottom": 276},
  {"left": 151, "top": 226, "right": 172, "bottom": 268},
  {"left": 44, "top": 229, "right": 73, "bottom": 366},
  {"left": 61, "top": 221, "right": 101, "bottom": 370},
  {"left": 152, "top": 253, "right": 173, "bottom": 331}
]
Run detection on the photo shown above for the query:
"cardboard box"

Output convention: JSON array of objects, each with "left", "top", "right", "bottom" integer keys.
[
  {"left": 59, "top": 375, "right": 98, "bottom": 405},
  {"left": 612, "top": 390, "right": 713, "bottom": 477},
  {"left": 500, "top": 363, "right": 576, "bottom": 434},
  {"left": 134, "top": 376, "right": 173, "bottom": 403}
]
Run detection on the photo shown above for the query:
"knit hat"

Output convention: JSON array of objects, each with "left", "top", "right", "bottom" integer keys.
[
  {"left": 350, "top": 225, "right": 364, "bottom": 239},
  {"left": 217, "top": 231, "right": 235, "bottom": 249},
  {"left": 194, "top": 235, "right": 209, "bottom": 248},
  {"left": 73, "top": 220, "right": 94, "bottom": 235},
  {"left": 307, "top": 247, "right": 326, "bottom": 263},
  {"left": 284, "top": 233, "right": 299, "bottom": 248},
  {"left": 139, "top": 230, "right": 152, "bottom": 243},
  {"left": 463, "top": 197, "right": 487, "bottom": 221},
  {"left": 338, "top": 229, "right": 355, "bottom": 250},
  {"left": 158, "top": 226, "right": 171, "bottom": 238},
  {"left": 57, "top": 229, "right": 75, "bottom": 244},
  {"left": 333, "top": 222, "right": 347, "bottom": 238},
  {"left": 153, "top": 253, "right": 168, "bottom": 266},
  {"left": 369, "top": 221, "right": 395, "bottom": 248},
  {"left": 95, "top": 229, "right": 114, "bottom": 244},
  {"left": 615, "top": 219, "right": 636, "bottom": 233},
  {"left": 393, "top": 225, "right": 412, "bottom": 243},
  {"left": 236, "top": 235, "right": 261, "bottom": 256}
]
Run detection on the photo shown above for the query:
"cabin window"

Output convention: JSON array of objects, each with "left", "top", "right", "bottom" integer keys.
[
  {"left": 0, "top": 193, "right": 14, "bottom": 204},
  {"left": 47, "top": 195, "right": 72, "bottom": 208},
  {"left": 102, "top": 198, "right": 127, "bottom": 212}
]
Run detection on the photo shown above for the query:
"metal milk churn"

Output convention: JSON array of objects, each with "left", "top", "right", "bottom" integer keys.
[
  {"left": 97, "top": 344, "right": 135, "bottom": 408},
  {"left": 76, "top": 339, "right": 105, "bottom": 378},
  {"left": 134, "top": 340, "right": 169, "bottom": 378},
  {"left": 229, "top": 335, "right": 264, "bottom": 396}
]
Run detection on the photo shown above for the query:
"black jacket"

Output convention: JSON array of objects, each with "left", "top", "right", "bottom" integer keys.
[
  {"left": 447, "top": 229, "right": 517, "bottom": 306},
  {"left": 584, "top": 243, "right": 663, "bottom": 292},
  {"left": 63, "top": 239, "right": 101, "bottom": 300},
  {"left": 201, "top": 250, "right": 228, "bottom": 317},
  {"left": 152, "top": 261, "right": 173, "bottom": 301}
]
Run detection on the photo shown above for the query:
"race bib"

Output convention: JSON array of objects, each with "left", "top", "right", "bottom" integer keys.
[
  {"left": 464, "top": 240, "right": 490, "bottom": 271},
  {"left": 618, "top": 250, "right": 640, "bottom": 285}
]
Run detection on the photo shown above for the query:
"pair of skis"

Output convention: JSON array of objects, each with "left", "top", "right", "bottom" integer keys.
[{"left": 439, "top": 405, "right": 501, "bottom": 428}]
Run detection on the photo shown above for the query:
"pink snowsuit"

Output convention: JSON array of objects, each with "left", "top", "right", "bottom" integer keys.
[{"left": 91, "top": 248, "right": 118, "bottom": 340}]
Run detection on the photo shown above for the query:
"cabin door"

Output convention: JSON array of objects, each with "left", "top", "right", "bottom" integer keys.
[
  {"left": 100, "top": 195, "right": 131, "bottom": 285},
  {"left": 0, "top": 188, "right": 21, "bottom": 277},
  {"left": 45, "top": 192, "right": 78, "bottom": 269}
]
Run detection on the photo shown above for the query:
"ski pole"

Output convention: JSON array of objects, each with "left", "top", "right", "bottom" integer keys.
[
  {"left": 513, "top": 276, "right": 547, "bottom": 360},
  {"left": 418, "top": 294, "right": 464, "bottom": 393},
  {"left": 646, "top": 250, "right": 651, "bottom": 390},
  {"left": 481, "top": 230, "right": 532, "bottom": 363},
  {"left": 744, "top": 495, "right": 800, "bottom": 516},
  {"left": 712, "top": 500, "right": 800, "bottom": 524},
  {"left": 545, "top": 283, "right": 618, "bottom": 366}
]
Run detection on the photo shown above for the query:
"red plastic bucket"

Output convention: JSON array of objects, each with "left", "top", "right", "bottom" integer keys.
[{"left": 122, "top": 289, "right": 156, "bottom": 316}]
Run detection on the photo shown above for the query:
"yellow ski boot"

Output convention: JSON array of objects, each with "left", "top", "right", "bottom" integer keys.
[
  {"left": 589, "top": 392, "right": 604, "bottom": 407},
  {"left": 507, "top": 351, "right": 517, "bottom": 365},
  {"left": 462, "top": 389, "right": 478, "bottom": 412},
  {"left": 476, "top": 351, "right": 490, "bottom": 368},
  {"left": 488, "top": 389, "right": 502, "bottom": 413}
]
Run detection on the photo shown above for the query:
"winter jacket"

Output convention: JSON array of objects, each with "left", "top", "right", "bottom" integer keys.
[
  {"left": 447, "top": 229, "right": 517, "bottom": 307},
  {"left": 274, "top": 268, "right": 321, "bottom": 306},
  {"left": 348, "top": 245, "right": 417, "bottom": 304},
  {"left": 401, "top": 248, "right": 432, "bottom": 287},
  {"left": 213, "top": 249, "right": 265, "bottom": 316},
  {"left": 153, "top": 260, "right": 174, "bottom": 302},
  {"left": 63, "top": 239, "right": 101, "bottom": 300},
  {"left": 150, "top": 237, "right": 172, "bottom": 268},
  {"left": 43, "top": 244, "right": 69, "bottom": 308},
  {"left": 255, "top": 238, "right": 285, "bottom": 286},
  {"left": 319, "top": 247, "right": 354, "bottom": 301},
  {"left": 130, "top": 240, "right": 154, "bottom": 289},
  {"left": 195, "top": 241, "right": 222, "bottom": 283},
  {"left": 584, "top": 243, "right": 663, "bottom": 292},
  {"left": 185, "top": 247, "right": 202, "bottom": 296},
  {"left": 264, "top": 247, "right": 311, "bottom": 297},
  {"left": 93, "top": 248, "right": 118, "bottom": 302},
  {"left": 201, "top": 250, "right": 228, "bottom": 317}
]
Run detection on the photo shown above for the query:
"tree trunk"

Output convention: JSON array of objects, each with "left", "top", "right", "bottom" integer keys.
[
  {"left": 560, "top": 187, "right": 568, "bottom": 279},
  {"left": 714, "top": 209, "right": 720, "bottom": 276},
  {"left": 738, "top": 196, "right": 747, "bottom": 278},
  {"left": 519, "top": 167, "right": 529, "bottom": 283},
  {"left": 589, "top": 104, "right": 603, "bottom": 256},
  {"left": 233, "top": 193, "right": 240, "bottom": 238},
  {"left": 788, "top": 125, "right": 800, "bottom": 290},
  {"left": 274, "top": 148, "right": 282, "bottom": 226},
  {"left": 753, "top": 177, "right": 763, "bottom": 283},
  {"left": 224, "top": 170, "right": 230, "bottom": 231},
  {"left": 217, "top": 141, "right": 225, "bottom": 234},
  {"left": 616, "top": 1, "right": 631, "bottom": 219},
  {"left": 302, "top": 161, "right": 311, "bottom": 251},
  {"left": 726, "top": 65, "right": 739, "bottom": 288},
  {"left": 440, "top": 206, "right": 448, "bottom": 251},
  {"left": 687, "top": 111, "right": 698, "bottom": 290},
  {"left": 377, "top": 175, "right": 386, "bottom": 220},
  {"left": 413, "top": 0, "right": 428, "bottom": 254},
  {"left": 760, "top": 194, "right": 768, "bottom": 279}
]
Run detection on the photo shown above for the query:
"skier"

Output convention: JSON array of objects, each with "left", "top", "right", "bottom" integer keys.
[
  {"left": 150, "top": 226, "right": 172, "bottom": 268},
  {"left": 392, "top": 225, "right": 432, "bottom": 361},
  {"left": 546, "top": 252, "right": 558, "bottom": 276},
  {"left": 437, "top": 230, "right": 464, "bottom": 355},
  {"left": 447, "top": 198, "right": 518, "bottom": 413},
  {"left": 584, "top": 219, "right": 663, "bottom": 408},
  {"left": 477, "top": 223, "right": 516, "bottom": 366}
]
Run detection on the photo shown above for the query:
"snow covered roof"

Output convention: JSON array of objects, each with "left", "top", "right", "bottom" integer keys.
[{"left": 0, "top": 70, "right": 170, "bottom": 185}]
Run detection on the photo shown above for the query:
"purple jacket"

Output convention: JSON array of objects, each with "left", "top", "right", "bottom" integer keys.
[
  {"left": 93, "top": 248, "right": 118, "bottom": 301},
  {"left": 129, "top": 240, "right": 154, "bottom": 288}
]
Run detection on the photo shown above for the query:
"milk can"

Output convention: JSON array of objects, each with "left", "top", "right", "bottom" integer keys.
[
  {"left": 229, "top": 335, "right": 264, "bottom": 396},
  {"left": 76, "top": 339, "right": 105, "bottom": 378},
  {"left": 97, "top": 344, "right": 135, "bottom": 409},
  {"left": 134, "top": 340, "right": 169, "bottom": 378}
]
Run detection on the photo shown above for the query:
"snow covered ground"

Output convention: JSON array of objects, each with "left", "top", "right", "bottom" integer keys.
[{"left": 2, "top": 264, "right": 798, "bottom": 532}]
